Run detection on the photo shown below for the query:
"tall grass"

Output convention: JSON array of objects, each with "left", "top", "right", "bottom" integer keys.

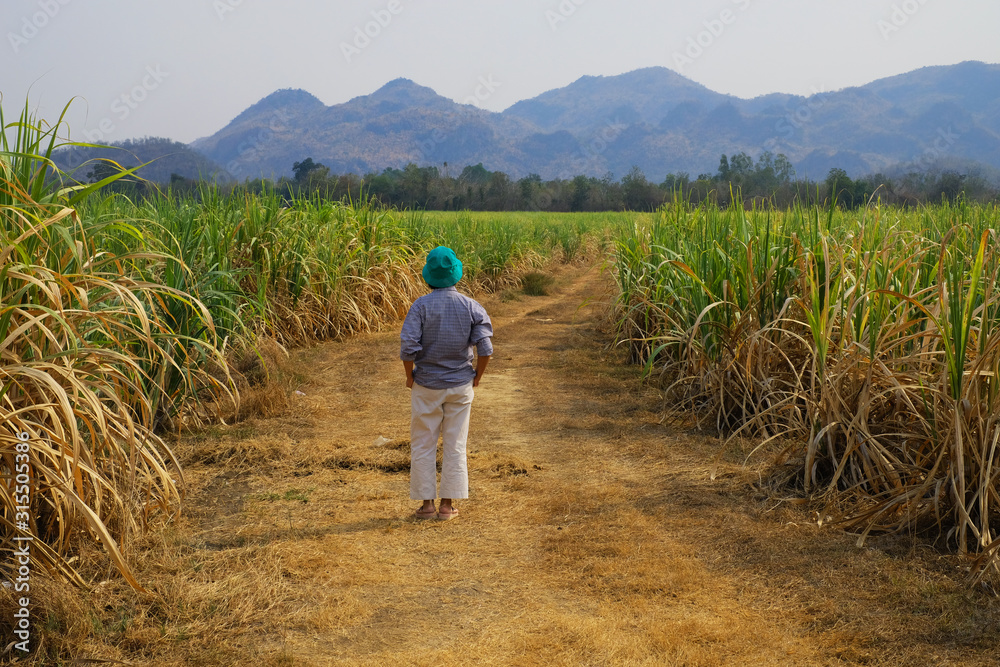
[
  {"left": 613, "top": 197, "right": 1000, "bottom": 574},
  {"left": 3, "top": 97, "right": 606, "bottom": 598},
  {"left": 1, "top": 104, "right": 232, "bottom": 591},
  {"left": 75, "top": 195, "right": 600, "bottom": 353}
]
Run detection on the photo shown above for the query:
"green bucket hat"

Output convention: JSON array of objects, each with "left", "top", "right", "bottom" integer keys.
[{"left": 422, "top": 246, "right": 463, "bottom": 288}]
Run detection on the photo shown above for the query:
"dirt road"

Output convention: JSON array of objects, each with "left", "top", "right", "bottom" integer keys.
[{"left": 164, "top": 262, "right": 997, "bottom": 666}]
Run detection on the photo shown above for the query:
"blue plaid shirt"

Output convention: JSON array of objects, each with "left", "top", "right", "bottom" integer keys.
[{"left": 400, "top": 287, "right": 494, "bottom": 389}]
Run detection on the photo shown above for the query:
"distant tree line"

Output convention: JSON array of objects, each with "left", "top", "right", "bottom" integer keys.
[{"left": 128, "top": 151, "right": 1000, "bottom": 210}]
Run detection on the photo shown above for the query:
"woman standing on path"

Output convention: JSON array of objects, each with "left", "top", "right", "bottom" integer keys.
[{"left": 400, "top": 247, "right": 493, "bottom": 521}]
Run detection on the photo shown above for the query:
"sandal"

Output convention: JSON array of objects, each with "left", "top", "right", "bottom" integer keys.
[
  {"left": 415, "top": 506, "right": 437, "bottom": 520},
  {"left": 437, "top": 506, "right": 459, "bottom": 521}
]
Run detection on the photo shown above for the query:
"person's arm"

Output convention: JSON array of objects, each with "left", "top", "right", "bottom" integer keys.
[
  {"left": 470, "top": 300, "right": 493, "bottom": 388},
  {"left": 400, "top": 300, "right": 422, "bottom": 389},
  {"left": 473, "top": 355, "right": 490, "bottom": 387}
]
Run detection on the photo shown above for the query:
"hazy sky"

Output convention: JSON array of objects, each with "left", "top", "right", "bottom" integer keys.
[{"left": 3, "top": 0, "right": 998, "bottom": 144}]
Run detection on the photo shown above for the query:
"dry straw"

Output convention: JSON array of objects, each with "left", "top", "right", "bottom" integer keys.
[
  {"left": 3, "top": 97, "right": 603, "bottom": 601},
  {"left": 614, "top": 195, "right": 1000, "bottom": 576},
  {"left": 1, "top": 102, "right": 233, "bottom": 592}
]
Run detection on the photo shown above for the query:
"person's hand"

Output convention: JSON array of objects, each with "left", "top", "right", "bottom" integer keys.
[
  {"left": 406, "top": 375, "right": 414, "bottom": 389},
  {"left": 473, "top": 355, "right": 489, "bottom": 388}
]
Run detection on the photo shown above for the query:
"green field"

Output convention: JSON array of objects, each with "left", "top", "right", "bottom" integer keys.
[
  {"left": 0, "top": 107, "right": 614, "bottom": 595},
  {"left": 4, "top": 103, "right": 1000, "bottom": 633},
  {"left": 613, "top": 197, "right": 1000, "bottom": 574}
]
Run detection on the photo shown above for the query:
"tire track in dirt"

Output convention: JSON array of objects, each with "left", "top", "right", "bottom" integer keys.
[
  {"left": 248, "top": 264, "right": 826, "bottom": 665},
  {"left": 175, "top": 262, "right": 999, "bottom": 666}
]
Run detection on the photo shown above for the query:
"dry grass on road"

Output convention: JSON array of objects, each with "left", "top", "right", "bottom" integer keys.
[{"left": 28, "top": 262, "right": 1000, "bottom": 666}]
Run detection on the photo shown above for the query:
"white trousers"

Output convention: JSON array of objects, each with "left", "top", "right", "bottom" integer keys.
[{"left": 410, "top": 382, "right": 475, "bottom": 500}]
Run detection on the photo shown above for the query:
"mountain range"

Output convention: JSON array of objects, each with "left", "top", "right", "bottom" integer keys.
[{"left": 59, "top": 61, "right": 1000, "bottom": 184}]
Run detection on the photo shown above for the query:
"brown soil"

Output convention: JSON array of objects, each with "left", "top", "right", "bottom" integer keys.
[{"left": 65, "top": 262, "right": 1000, "bottom": 665}]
